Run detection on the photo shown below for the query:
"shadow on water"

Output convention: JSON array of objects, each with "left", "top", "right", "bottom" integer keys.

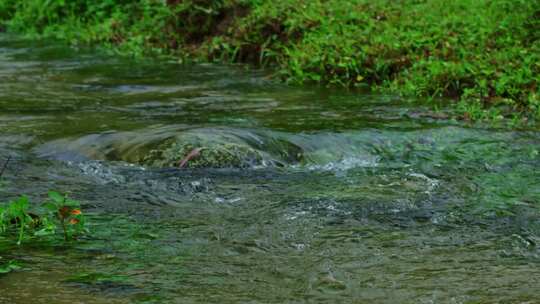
[{"left": 0, "top": 35, "right": 539, "bottom": 303}]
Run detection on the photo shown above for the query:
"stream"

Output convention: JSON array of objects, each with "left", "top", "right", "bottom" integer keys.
[{"left": 0, "top": 35, "right": 539, "bottom": 303}]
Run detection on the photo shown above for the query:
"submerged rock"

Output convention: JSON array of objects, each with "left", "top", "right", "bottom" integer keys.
[
  {"left": 139, "top": 127, "right": 307, "bottom": 169},
  {"left": 142, "top": 140, "right": 265, "bottom": 168}
]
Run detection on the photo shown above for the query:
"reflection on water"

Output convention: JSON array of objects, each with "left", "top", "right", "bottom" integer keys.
[{"left": 0, "top": 35, "right": 539, "bottom": 303}]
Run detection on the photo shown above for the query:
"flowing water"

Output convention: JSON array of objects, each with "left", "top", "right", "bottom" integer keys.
[{"left": 0, "top": 35, "right": 539, "bottom": 303}]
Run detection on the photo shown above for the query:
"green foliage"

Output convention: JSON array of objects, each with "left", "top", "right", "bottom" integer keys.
[
  {"left": 0, "top": 196, "right": 33, "bottom": 245},
  {"left": 43, "top": 191, "right": 88, "bottom": 241},
  {"left": 0, "top": 259, "right": 21, "bottom": 275},
  {"left": 0, "top": 0, "right": 538, "bottom": 119},
  {"left": 0, "top": 191, "right": 87, "bottom": 245}
]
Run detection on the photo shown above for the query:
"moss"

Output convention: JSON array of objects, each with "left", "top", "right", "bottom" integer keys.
[{"left": 142, "top": 140, "right": 264, "bottom": 168}]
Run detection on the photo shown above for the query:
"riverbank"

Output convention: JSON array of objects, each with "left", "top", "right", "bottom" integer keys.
[
  {"left": 1, "top": 0, "right": 538, "bottom": 120},
  {"left": 1, "top": 27, "right": 540, "bottom": 304}
]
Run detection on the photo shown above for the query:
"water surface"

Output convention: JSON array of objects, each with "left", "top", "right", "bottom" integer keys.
[{"left": 0, "top": 35, "right": 539, "bottom": 303}]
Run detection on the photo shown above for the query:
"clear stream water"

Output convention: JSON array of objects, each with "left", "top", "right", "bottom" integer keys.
[{"left": 0, "top": 35, "right": 539, "bottom": 303}]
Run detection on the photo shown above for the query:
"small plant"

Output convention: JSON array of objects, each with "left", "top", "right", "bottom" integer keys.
[
  {"left": 0, "top": 196, "right": 34, "bottom": 245},
  {"left": 0, "top": 191, "right": 88, "bottom": 245},
  {"left": 42, "top": 191, "right": 87, "bottom": 241},
  {"left": 0, "top": 259, "right": 21, "bottom": 274}
]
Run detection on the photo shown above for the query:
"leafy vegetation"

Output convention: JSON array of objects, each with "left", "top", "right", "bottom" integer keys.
[
  {"left": 0, "top": 191, "right": 87, "bottom": 245},
  {"left": 0, "top": 259, "right": 21, "bottom": 275},
  {"left": 0, "top": 0, "right": 538, "bottom": 119}
]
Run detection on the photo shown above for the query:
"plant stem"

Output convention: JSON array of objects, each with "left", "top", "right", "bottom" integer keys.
[
  {"left": 61, "top": 218, "right": 68, "bottom": 241},
  {"left": 17, "top": 218, "right": 24, "bottom": 245},
  {"left": 0, "top": 156, "right": 11, "bottom": 179}
]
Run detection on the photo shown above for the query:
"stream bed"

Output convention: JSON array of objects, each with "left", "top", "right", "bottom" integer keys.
[{"left": 0, "top": 35, "right": 539, "bottom": 303}]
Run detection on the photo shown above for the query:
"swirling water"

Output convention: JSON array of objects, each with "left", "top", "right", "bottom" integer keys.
[{"left": 0, "top": 35, "right": 539, "bottom": 303}]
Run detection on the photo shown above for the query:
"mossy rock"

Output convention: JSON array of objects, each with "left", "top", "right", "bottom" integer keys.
[{"left": 142, "top": 140, "right": 265, "bottom": 168}]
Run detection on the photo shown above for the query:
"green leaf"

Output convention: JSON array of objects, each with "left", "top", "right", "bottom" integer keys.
[
  {"left": 8, "top": 196, "right": 29, "bottom": 217},
  {"left": 64, "top": 199, "right": 80, "bottom": 208},
  {"left": 34, "top": 228, "right": 55, "bottom": 237},
  {"left": 15, "top": 196, "right": 29, "bottom": 209},
  {"left": 48, "top": 191, "right": 65, "bottom": 204},
  {"left": 42, "top": 202, "right": 58, "bottom": 212},
  {"left": 0, "top": 260, "right": 21, "bottom": 274}
]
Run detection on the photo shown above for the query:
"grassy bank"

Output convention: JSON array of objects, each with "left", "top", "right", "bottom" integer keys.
[{"left": 1, "top": 0, "right": 538, "bottom": 119}]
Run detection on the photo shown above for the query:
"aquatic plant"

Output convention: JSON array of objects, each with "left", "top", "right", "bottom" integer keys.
[
  {"left": 0, "top": 259, "right": 21, "bottom": 275},
  {"left": 0, "top": 196, "right": 33, "bottom": 245},
  {"left": 42, "top": 191, "right": 88, "bottom": 241},
  {"left": 0, "top": 191, "right": 87, "bottom": 244}
]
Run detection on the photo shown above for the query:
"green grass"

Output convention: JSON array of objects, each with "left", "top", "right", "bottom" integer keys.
[{"left": 1, "top": 0, "right": 538, "bottom": 119}]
